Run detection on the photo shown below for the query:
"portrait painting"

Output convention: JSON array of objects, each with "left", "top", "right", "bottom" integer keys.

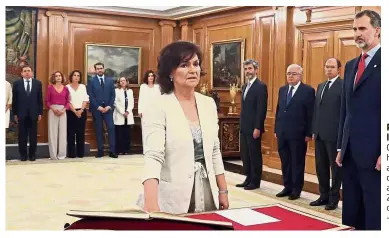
[
  {"left": 210, "top": 39, "right": 245, "bottom": 90},
  {"left": 85, "top": 43, "right": 142, "bottom": 86}
]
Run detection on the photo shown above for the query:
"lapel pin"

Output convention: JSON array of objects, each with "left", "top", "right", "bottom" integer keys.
[{"left": 374, "top": 65, "right": 377, "bottom": 68}]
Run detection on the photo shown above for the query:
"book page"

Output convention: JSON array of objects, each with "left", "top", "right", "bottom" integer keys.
[
  {"left": 67, "top": 210, "right": 150, "bottom": 220},
  {"left": 215, "top": 208, "right": 280, "bottom": 226}
]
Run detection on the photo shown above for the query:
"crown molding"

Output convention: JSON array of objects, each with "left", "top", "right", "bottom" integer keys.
[{"left": 38, "top": 6, "right": 242, "bottom": 20}]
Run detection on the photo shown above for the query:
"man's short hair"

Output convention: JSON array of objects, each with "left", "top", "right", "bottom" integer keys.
[
  {"left": 325, "top": 57, "right": 342, "bottom": 68},
  {"left": 243, "top": 59, "right": 259, "bottom": 69}
]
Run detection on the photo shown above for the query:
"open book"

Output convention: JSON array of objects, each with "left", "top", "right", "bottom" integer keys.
[{"left": 67, "top": 209, "right": 233, "bottom": 229}]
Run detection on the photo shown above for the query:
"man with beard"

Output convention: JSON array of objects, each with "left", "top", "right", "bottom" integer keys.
[
  {"left": 236, "top": 59, "right": 268, "bottom": 190},
  {"left": 336, "top": 10, "right": 381, "bottom": 230},
  {"left": 87, "top": 62, "right": 118, "bottom": 158},
  {"left": 274, "top": 64, "right": 315, "bottom": 200}
]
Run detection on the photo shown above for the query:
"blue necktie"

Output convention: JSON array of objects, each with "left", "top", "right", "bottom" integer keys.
[{"left": 286, "top": 86, "right": 294, "bottom": 105}]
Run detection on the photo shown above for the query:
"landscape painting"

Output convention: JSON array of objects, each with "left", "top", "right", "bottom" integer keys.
[{"left": 85, "top": 43, "right": 141, "bottom": 86}]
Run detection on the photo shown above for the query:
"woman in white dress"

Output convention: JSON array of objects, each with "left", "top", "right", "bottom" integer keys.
[
  {"left": 138, "top": 70, "right": 161, "bottom": 153},
  {"left": 6, "top": 80, "right": 12, "bottom": 129},
  {"left": 113, "top": 77, "right": 134, "bottom": 155}
]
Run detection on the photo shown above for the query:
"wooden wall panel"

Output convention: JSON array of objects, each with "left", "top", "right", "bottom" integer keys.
[
  {"left": 303, "top": 32, "right": 334, "bottom": 92},
  {"left": 334, "top": 29, "right": 361, "bottom": 78}
]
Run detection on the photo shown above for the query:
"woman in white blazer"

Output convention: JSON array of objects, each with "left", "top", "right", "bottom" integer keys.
[
  {"left": 137, "top": 41, "right": 229, "bottom": 214},
  {"left": 138, "top": 70, "right": 161, "bottom": 154},
  {"left": 114, "top": 77, "right": 134, "bottom": 155}
]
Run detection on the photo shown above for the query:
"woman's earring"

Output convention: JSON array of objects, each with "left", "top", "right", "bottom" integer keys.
[{"left": 170, "top": 76, "right": 173, "bottom": 82}]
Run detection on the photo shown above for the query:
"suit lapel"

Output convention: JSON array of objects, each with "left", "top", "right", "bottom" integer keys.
[
  {"left": 241, "top": 83, "right": 247, "bottom": 102},
  {"left": 29, "top": 79, "right": 36, "bottom": 96},
  {"left": 286, "top": 83, "right": 302, "bottom": 108},
  {"left": 354, "top": 48, "right": 381, "bottom": 91},
  {"left": 195, "top": 93, "right": 210, "bottom": 158},
  {"left": 171, "top": 93, "right": 193, "bottom": 143},
  {"left": 245, "top": 79, "right": 258, "bottom": 100},
  {"left": 317, "top": 82, "right": 325, "bottom": 103}
]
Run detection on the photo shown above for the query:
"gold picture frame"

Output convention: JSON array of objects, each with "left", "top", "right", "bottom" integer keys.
[
  {"left": 210, "top": 38, "right": 245, "bottom": 90},
  {"left": 84, "top": 43, "right": 142, "bottom": 86}
]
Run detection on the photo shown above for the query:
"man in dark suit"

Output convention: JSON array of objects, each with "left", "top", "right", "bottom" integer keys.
[
  {"left": 274, "top": 64, "right": 315, "bottom": 200},
  {"left": 336, "top": 10, "right": 381, "bottom": 230},
  {"left": 87, "top": 62, "right": 118, "bottom": 158},
  {"left": 12, "top": 65, "right": 43, "bottom": 161},
  {"left": 310, "top": 58, "right": 343, "bottom": 210},
  {"left": 236, "top": 59, "right": 268, "bottom": 190}
]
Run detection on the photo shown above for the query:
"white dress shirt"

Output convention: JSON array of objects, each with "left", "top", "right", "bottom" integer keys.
[
  {"left": 320, "top": 76, "right": 338, "bottom": 99},
  {"left": 288, "top": 80, "right": 301, "bottom": 97},
  {"left": 243, "top": 77, "right": 257, "bottom": 99},
  {"left": 23, "top": 78, "right": 32, "bottom": 91}
]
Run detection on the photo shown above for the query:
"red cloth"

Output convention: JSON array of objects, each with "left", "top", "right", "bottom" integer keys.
[
  {"left": 355, "top": 54, "right": 369, "bottom": 85},
  {"left": 66, "top": 205, "right": 347, "bottom": 230},
  {"left": 187, "top": 206, "right": 338, "bottom": 230}
]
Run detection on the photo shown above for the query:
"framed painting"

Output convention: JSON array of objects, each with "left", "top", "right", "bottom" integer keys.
[
  {"left": 84, "top": 43, "right": 142, "bottom": 86},
  {"left": 210, "top": 39, "right": 245, "bottom": 90},
  {"left": 6, "top": 7, "right": 38, "bottom": 145}
]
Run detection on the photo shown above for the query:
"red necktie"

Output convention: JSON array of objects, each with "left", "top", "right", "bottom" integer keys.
[{"left": 355, "top": 54, "right": 368, "bottom": 85}]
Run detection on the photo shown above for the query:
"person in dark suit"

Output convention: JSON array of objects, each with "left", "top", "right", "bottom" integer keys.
[
  {"left": 86, "top": 62, "right": 118, "bottom": 158},
  {"left": 274, "top": 64, "right": 315, "bottom": 200},
  {"left": 336, "top": 10, "right": 381, "bottom": 230},
  {"left": 236, "top": 59, "right": 268, "bottom": 190},
  {"left": 310, "top": 58, "right": 343, "bottom": 210},
  {"left": 12, "top": 65, "right": 43, "bottom": 161}
]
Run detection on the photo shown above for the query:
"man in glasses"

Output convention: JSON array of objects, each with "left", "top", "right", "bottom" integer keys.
[{"left": 274, "top": 64, "right": 315, "bottom": 200}]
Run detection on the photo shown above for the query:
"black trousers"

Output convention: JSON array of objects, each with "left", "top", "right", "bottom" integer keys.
[
  {"left": 18, "top": 116, "right": 38, "bottom": 158},
  {"left": 342, "top": 147, "right": 381, "bottom": 230},
  {"left": 277, "top": 137, "right": 307, "bottom": 194},
  {"left": 314, "top": 136, "right": 342, "bottom": 203},
  {"left": 66, "top": 109, "right": 87, "bottom": 158},
  {"left": 115, "top": 124, "right": 131, "bottom": 154},
  {"left": 240, "top": 133, "right": 263, "bottom": 186}
]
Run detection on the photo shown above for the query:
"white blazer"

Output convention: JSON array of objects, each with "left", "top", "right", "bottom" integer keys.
[
  {"left": 136, "top": 92, "right": 225, "bottom": 214},
  {"left": 138, "top": 84, "right": 161, "bottom": 116},
  {"left": 113, "top": 88, "right": 134, "bottom": 125}
]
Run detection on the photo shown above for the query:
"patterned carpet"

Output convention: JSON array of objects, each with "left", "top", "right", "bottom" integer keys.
[{"left": 5, "top": 155, "right": 342, "bottom": 230}]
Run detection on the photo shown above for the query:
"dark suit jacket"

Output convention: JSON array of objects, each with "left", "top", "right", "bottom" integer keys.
[
  {"left": 87, "top": 75, "right": 116, "bottom": 113},
  {"left": 275, "top": 82, "right": 315, "bottom": 140},
  {"left": 239, "top": 78, "right": 268, "bottom": 135},
  {"left": 337, "top": 48, "right": 381, "bottom": 169},
  {"left": 312, "top": 77, "right": 343, "bottom": 142},
  {"left": 12, "top": 78, "right": 43, "bottom": 120}
]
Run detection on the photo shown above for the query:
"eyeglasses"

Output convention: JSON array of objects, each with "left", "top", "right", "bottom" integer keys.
[{"left": 286, "top": 72, "right": 300, "bottom": 76}]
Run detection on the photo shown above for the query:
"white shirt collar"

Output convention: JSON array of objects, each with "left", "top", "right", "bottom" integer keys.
[
  {"left": 327, "top": 75, "right": 338, "bottom": 83},
  {"left": 289, "top": 80, "right": 301, "bottom": 90},
  {"left": 24, "top": 78, "right": 32, "bottom": 82},
  {"left": 248, "top": 77, "right": 257, "bottom": 85},
  {"left": 364, "top": 43, "right": 381, "bottom": 58}
]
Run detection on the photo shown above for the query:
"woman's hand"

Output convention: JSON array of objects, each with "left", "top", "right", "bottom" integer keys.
[
  {"left": 218, "top": 193, "right": 229, "bottom": 210},
  {"left": 144, "top": 201, "right": 160, "bottom": 213}
]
